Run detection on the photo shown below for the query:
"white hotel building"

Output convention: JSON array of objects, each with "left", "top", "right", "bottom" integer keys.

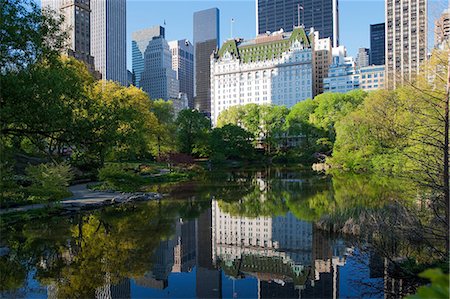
[{"left": 210, "top": 27, "right": 313, "bottom": 125}]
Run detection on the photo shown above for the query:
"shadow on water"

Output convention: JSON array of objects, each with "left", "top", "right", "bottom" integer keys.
[{"left": 0, "top": 167, "right": 446, "bottom": 298}]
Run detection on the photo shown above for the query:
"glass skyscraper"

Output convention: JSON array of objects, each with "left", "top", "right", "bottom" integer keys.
[
  {"left": 193, "top": 8, "right": 220, "bottom": 116},
  {"left": 256, "top": 0, "right": 339, "bottom": 47},
  {"left": 90, "top": 0, "right": 127, "bottom": 85},
  {"left": 370, "top": 23, "right": 385, "bottom": 66},
  {"left": 132, "top": 26, "right": 166, "bottom": 88}
]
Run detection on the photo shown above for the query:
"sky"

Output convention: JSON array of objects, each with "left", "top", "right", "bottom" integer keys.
[
  {"left": 127, "top": 0, "right": 389, "bottom": 69},
  {"left": 126, "top": 0, "right": 448, "bottom": 70},
  {"left": 38, "top": 0, "right": 449, "bottom": 70}
]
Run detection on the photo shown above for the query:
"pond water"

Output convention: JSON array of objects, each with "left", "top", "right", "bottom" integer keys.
[{"left": 0, "top": 168, "right": 431, "bottom": 298}]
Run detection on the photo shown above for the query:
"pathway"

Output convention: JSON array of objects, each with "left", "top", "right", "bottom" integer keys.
[{"left": 0, "top": 184, "right": 119, "bottom": 215}]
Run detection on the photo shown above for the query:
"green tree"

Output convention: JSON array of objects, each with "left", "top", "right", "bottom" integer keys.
[
  {"left": 175, "top": 109, "right": 211, "bottom": 157},
  {"left": 210, "top": 124, "right": 254, "bottom": 160},
  {"left": 149, "top": 99, "right": 176, "bottom": 159},
  {"left": 81, "top": 82, "right": 158, "bottom": 165}
]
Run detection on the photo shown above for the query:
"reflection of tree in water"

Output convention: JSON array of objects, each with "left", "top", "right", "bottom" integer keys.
[
  {"left": 0, "top": 200, "right": 210, "bottom": 297},
  {"left": 214, "top": 169, "right": 447, "bottom": 297}
]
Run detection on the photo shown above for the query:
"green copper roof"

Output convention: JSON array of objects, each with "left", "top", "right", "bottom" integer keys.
[{"left": 216, "top": 27, "right": 311, "bottom": 63}]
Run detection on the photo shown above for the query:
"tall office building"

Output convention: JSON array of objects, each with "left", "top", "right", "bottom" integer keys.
[
  {"left": 370, "top": 23, "right": 385, "bottom": 65},
  {"left": 356, "top": 48, "right": 370, "bottom": 68},
  {"left": 193, "top": 8, "right": 220, "bottom": 115},
  {"left": 140, "top": 36, "right": 179, "bottom": 100},
  {"left": 91, "top": 0, "right": 127, "bottom": 85},
  {"left": 256, "top": 0, "right": 339, "bottom": 47},
  {"left": 434, "top": 9, "right": 449, "bottom": 49},
  {"left": 385, "top": 0, "right": 427, "bottom": 88},
  {"left": 41, "top": 0, "right": 99, "bottom": 77},
  {"left": 169, "top": 40, "right": 194, "bottom": 108},
  {"left": 132, "top": 26, "right": 166, "bottom": 88},
  {"left": 312, "top": 32, "right": 332, "bottom": 96}
]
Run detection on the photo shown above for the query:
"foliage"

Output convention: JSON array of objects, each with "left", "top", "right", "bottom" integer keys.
[
  {"left": 0, "top": 0, "right": 68, "bottom": 72},
  {"left": 407, "top": 269, "right": 450, "bottom": 299},
  {"left": 149, "top": 99, "right": 177, "bottom": 158},
  {"left": 97, "top": 163, "right": 146, "bottom": 192},
  {"left": 25, "top": 162, "right": 73, "bottom": 201},
  {"left": 175, "top": 109, "right": 211, "bottom": 157},
  {"left": 210, "top": 124, "right": 255, "bottom": 160}
]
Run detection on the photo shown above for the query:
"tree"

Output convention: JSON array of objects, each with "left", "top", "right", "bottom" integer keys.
[
  {"left": 149, "top": 99, "right": 176, "bottom": 159},
  {"left": 175, "top": 109, "right": 211, "bottom": 157},
  {"left": 80, "top": 81, "right": 158, "bottom": 165},
  {"left": 210, "top": 124, "right": 254, "bottom": 160},
  {"left": 0, "top": 0, "right": 67, "bottom": 72},
  {"left": 1, "top": 56, "right": 94, "bottom": 158}
]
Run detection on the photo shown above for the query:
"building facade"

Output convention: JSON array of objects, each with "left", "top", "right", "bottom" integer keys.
[
  {"left": 370, "top": 23, "right": 385, "bottom": 65},
  {"left": 41, "top": 0, "right": 99, "bottom": 77},
  {"left": 359, "top": 65, "right": 385, "bottom": 91},
  {"left": 256, "top": 0, "right": 339, "bottom": 47},
  {"left": 91, "top": 0, "right": 127, "bottom": 85},
  {"left": 193, "top": 8, "right": 220, "bottom": 116},
  {"left": 385, "top": 0, "right": 427, "bottom": 88},
  {"left": 169, "top": 40, "right": 195, "bottom": 108},
  {"left": 140, "top": 36, "right": 179, "bottom": 100},
  {"left": 312, "top": 32, "right": 332, "bottom": 96},
  {"left": 210, "top": 27, "right": 313, "bottom": 125},
  {"left": 324, "top": 46, "right": 385, "bottom": 93},
  {"left": 323, "top": 46, "right": 358, "bottom": 93},
  {"left": 132, "top": 26, "right": 165, "bottom": 88},
  {"left": 434, "top": 9, "right": 449, "bottom": 49},
  {"left": 356, "top": 47, "right": 370, "bottom": 68}
]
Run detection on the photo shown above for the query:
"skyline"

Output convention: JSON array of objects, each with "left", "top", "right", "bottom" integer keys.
[
  {"left": 126, "top": 0, "right": 446, "bottom": 71},
  {"left": 127, "top": 0, "right": 386, "bottom": 69}
]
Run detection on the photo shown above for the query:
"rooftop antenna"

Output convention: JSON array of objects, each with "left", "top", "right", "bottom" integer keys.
[{"left": 231, "top": 18, "right": 235, "bottom": 39}]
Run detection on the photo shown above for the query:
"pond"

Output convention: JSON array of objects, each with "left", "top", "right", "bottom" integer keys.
[{"left": 0, "top": 167, "right": 440, "bottom": 298}]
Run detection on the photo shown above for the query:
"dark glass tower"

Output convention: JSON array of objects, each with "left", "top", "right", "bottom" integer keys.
[
  {"left": 370, "top": 23, "right": 385, "bottom": 66},
  {"left": 257, "top": 0, "right": 339, "bottom": 47},
  {"left": 193, "top": 8, "right": 220, "bottom": 116}
]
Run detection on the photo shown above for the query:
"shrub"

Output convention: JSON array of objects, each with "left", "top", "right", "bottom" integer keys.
[
  {"left": 25, "top": 162, "right": 74, "bottom": 202},
  {"left": 97, "top": 163, "right": 146, "bottom": 192}
]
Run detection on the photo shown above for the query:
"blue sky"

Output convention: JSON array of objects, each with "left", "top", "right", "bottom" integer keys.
[{"left": 127, "top": 0, "right": 388, "bottom": 69}]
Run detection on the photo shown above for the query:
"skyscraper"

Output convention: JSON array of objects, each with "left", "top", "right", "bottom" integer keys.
[
  {"left": 434, "top": 9, "right": 449, "bottom": 49},
  {"left": 41, "top": 0, "right": 99, "bottom": 77},
  {"left": 169, "top": 40, "right": 194, "bottom": 108},
  {"left": 385, "top": 0, "right": 427, "bottom": 88},
  {"left": 139, "top": 36, "right": 179, "bottom": 100},
  {"left": 193, "top": 8, "right": 220, "bottom": 115},
  {"left": 91, "top": 0, "right": 127, "bottom": 85},
  {"left": 370, "top": 23, "right": 385, "bottom": 66},
  {"left": 256, "top": 0, "right": 339, "bottom": 47},
  {"left": 312, "top": 32, "right": 332, "bottom": 96},
  {"left": 356, "top": 48, "right": 370, "bottom": 68},
  {"left": 132, "top": 26, "right": 165, "bottom": 88}
]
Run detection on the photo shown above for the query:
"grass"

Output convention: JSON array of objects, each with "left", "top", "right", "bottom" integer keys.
[{"left": 89, "top": 162, "right": 201, "bottom": 192}]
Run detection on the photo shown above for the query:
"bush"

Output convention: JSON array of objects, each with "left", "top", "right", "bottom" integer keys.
[
  {"left": 97, "top": 163, "right": 146, "bottom": 192},
  {"left": 25, "top": 162, "right": 74, "bottom": 202}
]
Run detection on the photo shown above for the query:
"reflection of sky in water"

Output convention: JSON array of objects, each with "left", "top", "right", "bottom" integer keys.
[
  {"left": 129, "top": 267, "right": 258, "bottom": 299},
  {"left": 131, "top": 269, "right": 197, "bottom": 298},
  {"left": 339, "top": 250, "right": 384, "bottom": 299}
]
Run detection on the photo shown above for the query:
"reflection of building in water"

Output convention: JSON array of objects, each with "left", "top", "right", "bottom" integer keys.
[
  {"left": 95, "top": 276, "right": 131, "bottom": 299},
  {"left": 172, "top": 218, "right": 197, "bottom": 273},
  {"left": 211, "top": 199, "right": 312, "bottom": 292},
  {"left": 135, "top": 234, "right": 177, "bottom": 290},
  {"left": 197, "top": 207, "right": 222, "bottom": 298},
  {"left": 302, "top": 228, "right": 346, "bottom": 299}
]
